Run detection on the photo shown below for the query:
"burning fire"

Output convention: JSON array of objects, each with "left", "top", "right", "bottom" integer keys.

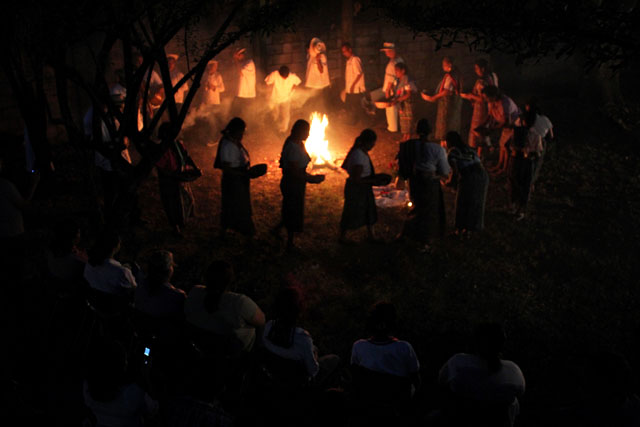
[{"left": 305, "top": 112, "right": 333, "bottom": 165}]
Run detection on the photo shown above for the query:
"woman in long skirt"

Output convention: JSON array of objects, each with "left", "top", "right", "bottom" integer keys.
[
  {"left": 399, "top": 119, "right": 451, "bottom": 250},
  {"left": 214, "top": 118, "right": 255, "bottom": 237},
  {"left": 340, "top": 129, "right": 379, "bottom": 243},
  {"left": 460, "top": 59, "right": 498, "bottom": 158},
  {"left": 273, "top": 119, "right": 325, "bottom": 251},
  {"left": 445, "top": 131, "right": 489, "bottom": 236},
  {"left": 421, "top": 57, "right": 462, "bottom": 143},
  {"left": 156, "top": 123, "right": 199, "bottom": 235}
]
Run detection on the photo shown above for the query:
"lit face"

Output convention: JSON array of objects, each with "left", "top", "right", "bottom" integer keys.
[
  {"left": 442, "top": 60, "right": 452, "bottom": 72},
  {"left": 168, "top": 58, "right": 176, "bottom": 71},
  {"left": 474, "top": 64, "right": 484, "bottom": 77},
  {"left": 209, "top": 62, "right": 218, "bottom": 74},
  {"left": 384, "top": 49, "right": 396, "bottom": 59},
  {"left": 341, "top": 46, "right": 352, "bottom": 59},
  {"left": 395, "top": 66, "right": 405, "bottom": 78},
  {"left": 237, "top": 52, "right": 245, "bottom": 62}
]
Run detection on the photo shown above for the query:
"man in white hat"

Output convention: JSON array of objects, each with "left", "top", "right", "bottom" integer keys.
[
  {"left": 265, "top": 65, "right": 302, "bottom": 134},
  {"left": 203, "top": 60, "right": 225, "bottom": 106},
  {"left": 341, "top": 42, "right": 366, "bottom": 125},
  {"left": 232, "top": 48, "right": 256, "bottom": 119},
  {"left": 304, "top": 37, "right": 330, "bottom": 113},
  {"left": 380, "top": 42, "right": 404, "bottom": 133}
]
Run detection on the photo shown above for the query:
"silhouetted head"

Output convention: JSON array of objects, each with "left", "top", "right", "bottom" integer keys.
[
  {"left": 416, "top": 118, "right": 431, "bottom": 138},
  {"left": 279, "top": 65, "right": 290, "bottom": 78},
  {"left": 88, "top": 230, "right": 121, "bottom": 266},
  {"left": 354, "top": 129, "right": 377, "bottom": 152},
  {"left": 367, "top": 302, "right": 397, "bottom": 339},
  {"left": 268, "top": 286, "right": 302, "bottom": 348},
  {"left": 203, "top": 260, "right": 234, "bottom": 313},
  {"left": 146, "top": 250, "right": 175, "bottom": 293},
  {"left": 394, "top": 62, "right": 408, "bottom": 78},
  {"left": 481, "top": 85, "right": 500, "bottom": 102},
  {"left": 445, "top": 131, "right": 466, "bottom": 150},
  {"left": 289, "top": 119, "right": 310, "bottom": 143},
  {"left": 472, "top": 323, "right": 506, "bottom": 372},
  {"left": 222, "top": 117, "right": 246, "bottom": 142},
  {"left": 474, "top": 58, "right": 490, "bottom": 77}
]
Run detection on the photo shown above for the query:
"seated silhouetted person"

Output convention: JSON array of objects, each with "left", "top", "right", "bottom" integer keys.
[
  {"left": 438, "top": 323, "right": 525, "bottom": 427},
  {"left": 554, "top": 351, "right": 640, "bottom": 427},
  {"left": 46, "top": 218, "right": 88, "bottom": 292},
  {"left": 84, "top": 231, "right": 136, "bottom": 298},
  {"left": 350, "top": 302, "right": 420, "bottom": 410},
  {"left": 83, "top": 340, "right": 158, "bottom": 427},
  {"left": 134, "top": 250, "right": 185, "bottom": 319},
  {"left": 184, "top": 260, "right": 265, "bottom": 356},
  {"left": 262, "top": 286, "right": 340, "bottom": 386}
]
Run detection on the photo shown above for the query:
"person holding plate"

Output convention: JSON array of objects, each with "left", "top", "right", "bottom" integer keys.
[
  {"left": 214, "top": 117, "right": 266, "bottom": 238},
  {"left": 272, "top": 120, "right": 325, "bottom": 251},
  {"left": 339, "top": 129, "right": 389, "bottom": 243}
]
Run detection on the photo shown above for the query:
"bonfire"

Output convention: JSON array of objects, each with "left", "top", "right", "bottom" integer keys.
[{"left": 305, "top": 112, "right": 334, "bottom": 166}]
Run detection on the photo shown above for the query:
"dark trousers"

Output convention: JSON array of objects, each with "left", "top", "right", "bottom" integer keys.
[{"left": 345, "top": 93, "right": 366, "bottom": 125}]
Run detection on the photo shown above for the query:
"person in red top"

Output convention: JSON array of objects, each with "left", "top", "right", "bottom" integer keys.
[
  {"left": 155, "top": 123, "right": 200, "bottom": 235},
  {"left": 421, "top": 57, "right": 463, "bottom": 143}
]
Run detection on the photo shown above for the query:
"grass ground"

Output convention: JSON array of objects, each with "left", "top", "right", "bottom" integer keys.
[{"left": 11, "top": 95, "right": 640, "bottom": 424}]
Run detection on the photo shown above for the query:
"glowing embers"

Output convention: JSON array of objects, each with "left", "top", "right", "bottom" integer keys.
[{"left": 305, "top": 112, "right": 333, "bottom": 165}]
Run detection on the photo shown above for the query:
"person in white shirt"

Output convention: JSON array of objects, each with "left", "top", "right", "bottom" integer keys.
[
  {"left": 339, "top": 129, "right": 380, "bottom": 243},
  {"left": 84, "top": 231, "right": 137, "bottom": 297},
  {"left": 439, "top": 323, "right": 525, "bottom": 427},
  {"left": 202, "top": 60, "right": 225, "bottom": 106},
  {"left": 213, "top": 118, "right": 256, "bottom": 237},
  {"left": 351, "top": 302, "right": 421, "bottom": 390},
  {"left": 231, "top": 48, "right": 256, "bottom": 120},
  {"left": 380, "top": 42, "right": 404, "bottom": 133},
  {"left": 341, "top": 43, "right": 366, "bottom": 125},
  {"left": 263, "top": 286, "right": 340, "bottom": 384},
  {"left": 304, "top": 38, "right": 330, "bottom": 114},
  {"left": 265, "top": 65, "right": 302, "bottom": 133},
  {"left": 525, "top": 98, "right": 554, "bottom": 187},
  {"left": 167, "top": 54, "right": 188, "bottom": 108}
]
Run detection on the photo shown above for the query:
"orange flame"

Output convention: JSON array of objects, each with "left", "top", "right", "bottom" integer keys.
[{"left": 305, "top": 112, "right": 333, "bottom": 165}]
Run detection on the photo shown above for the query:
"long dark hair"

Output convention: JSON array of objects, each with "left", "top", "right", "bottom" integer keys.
[
  {"left": 472, "top": 323, "right": 506, "bottom": 374},
  {"left": 342, "top": 129, "right": 376, "bottom": 170},
  {"left": 222, "top": 117, "right": 246, "bottom": 138},
  {"left": 445, "top": 131, "right": 467, "bottom": 150},
  {"left": 442, "top": 56, "right": 462, "bottom": 94},
  {"left": 87, "top": 230, "right": 120, "bottom": 266},
  {"left": 287, "top": 119, "right": 310, "bottom": 144},
  {"left": 203, "top": 261, "right": 234, "bottom": 313},
  {"left": 86, "top": 340, "right": 128, "bottom": 402},
  {"left": 267, "top": 287, "right": 302, "bottom": 348}
]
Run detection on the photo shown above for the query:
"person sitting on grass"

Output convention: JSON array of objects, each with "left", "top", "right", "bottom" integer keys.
[
  {"left": 351, "top": 302, "right": 421, "bottom": 392},
  {"left": 438, "top": 323, "right": 525, "bottom": 427},
  {"left": 134, "top": 250, "right": 186, "bottom": 320},
  {"left": 263, "top": 286, "right": 340, "bottom": 385},
  {"left": 184, "top": 260, "right": 265, "bottom": 355}
]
